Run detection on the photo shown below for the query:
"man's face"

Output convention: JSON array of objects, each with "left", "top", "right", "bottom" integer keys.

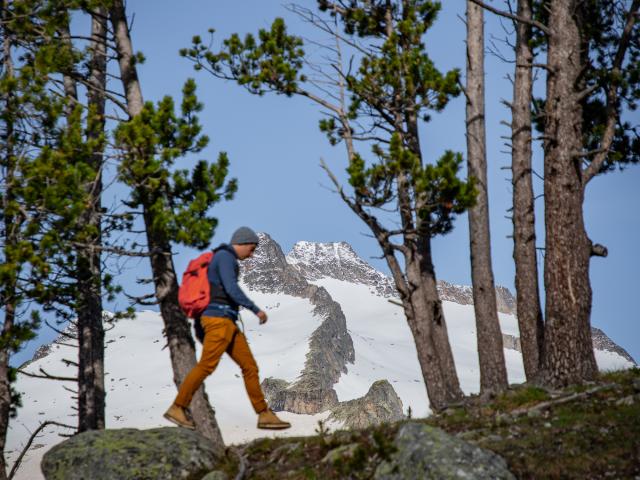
[{"left": 234, "top": 243, "right": 258, "bottom": 260}]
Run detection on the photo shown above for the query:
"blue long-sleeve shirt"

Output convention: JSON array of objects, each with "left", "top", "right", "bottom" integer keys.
[{"left": 202, "top": 244, "right": 260, "bottom": 321}]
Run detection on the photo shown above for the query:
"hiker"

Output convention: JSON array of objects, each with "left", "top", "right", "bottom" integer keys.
[{"left": 164, "top": 226, "right": 291, "bottom": 430}]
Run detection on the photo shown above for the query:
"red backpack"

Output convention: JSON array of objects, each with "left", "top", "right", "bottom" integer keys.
[{"left": 178, "top": 251, "right": 214, "bottom": 319}]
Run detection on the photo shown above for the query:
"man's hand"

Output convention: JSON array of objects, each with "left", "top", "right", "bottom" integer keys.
[{"left": 257, "top": 310, "right": 268, "bottom": 325}]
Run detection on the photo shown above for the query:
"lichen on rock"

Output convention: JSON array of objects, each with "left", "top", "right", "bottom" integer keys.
[
  {"left": 41, "top": 427, "right": 222, "bottom": 480},
  {"left": 374, "top": 422, "right": 515, "bottom": 479}
]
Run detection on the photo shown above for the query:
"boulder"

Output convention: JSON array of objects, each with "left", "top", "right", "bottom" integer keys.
[
  {"left": 41, "top": 427, "right": 221, "bottom": 480},
  {"left": 374, "top": 422, "right": 515, "bottom": 480}
]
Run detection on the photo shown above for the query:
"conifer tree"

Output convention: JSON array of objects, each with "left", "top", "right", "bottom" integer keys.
[
  {"left": 0, "top": 6, "right": 39, "bottom": 477},
  {"left": 510, "top": 0, "right": 544, "bottom": 380},
  {"left": 538, "top": 0, "right": 639, "bottom": 386},
  {"left": 182, "top": 0, "right": 477, "bottom": 411},
  {"left": 1, "top": 1, "right": 133, "bottom": 444},
  {"left": 75, "top": 5, "right": 108, "bottom": 433},
  {"left": 471, "top": 0, "right": 639, "bottom": 386},
  {"left": 465, "top": 0, "right": 508, "bottom": 396},
  {"left": 0, "top": 1, "right": 81, "bottom": 473},
  {"left": 110, "top": 0, "right": 232, "bottom": 450},
  {"left": 113, "top": 78, "right": 234, "bottom": 451}
]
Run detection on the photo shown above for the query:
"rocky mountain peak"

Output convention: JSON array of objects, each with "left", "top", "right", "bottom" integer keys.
[
  {"left": 241, "top": 232, "right": 308, "bottom": 296},
  {"left": 286, "top": 240, "right": 397, "bottom": 297}
]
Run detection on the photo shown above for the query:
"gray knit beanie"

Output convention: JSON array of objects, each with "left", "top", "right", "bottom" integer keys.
[{"left": 230, "top": 226, "right": 260, "bottom": 245}]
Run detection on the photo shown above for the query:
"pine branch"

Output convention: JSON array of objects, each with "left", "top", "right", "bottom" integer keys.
[{"left": 583, "top": 0, "right": 640, "bottom": 185}]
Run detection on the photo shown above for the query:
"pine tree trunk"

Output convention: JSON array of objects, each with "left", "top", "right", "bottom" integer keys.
[
  {"left": 465, "top": 1, "right": 508, "bottom": 395},
  {"left": 402, "top": 237, "right": 463, "bottom": 411},
  {"left": 76, "top": 8, "right": 107, "bottom": 433},
  {"left": 0, "top": 18, "right": 16, "bottom": 478},
  {"left": 511, "top": 0, "right": 544, "bottom": 381},
  {"left": 110, "top": 0, "right": 224, "bottom": 451},
  {"left": 540, "top": 0, "right": 597, "bottom": 387},
  {"left": 0, "top": 264, "right": 15, "bottom": 480},
  {"left": 0, "top": 311, "right": 12, "bottom": 480}
]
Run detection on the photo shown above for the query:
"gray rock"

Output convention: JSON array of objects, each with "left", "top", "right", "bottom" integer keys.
[
  {"left": 329, "top": 380, "right": 404, "bottom": 429},
  {"left": 201, "top": 472, "right": 227, "bottom": 480},
  {"left": 322, "top": 443, "right": 360, "bottom": 464},
  {"left": 501, "top": 333, "right": 521, "bottom": 352},
  {"left": 374, "top": 422, "right": 515, "bottom": 480},
  {"left": 263, "top": 379, "right": 339, "bottom": 414},
  {"left": 261, "top": 377, "right": 291, "bottom": 404},
  {"left": 41, "top": 427, "right": 221, "bottom": 480}
]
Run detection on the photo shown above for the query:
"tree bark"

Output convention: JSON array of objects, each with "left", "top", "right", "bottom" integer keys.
[
  {"left": 465, "top": 1, "right": 508, "bottom": 395},
  {"left": 0, "top": 13, "right": 16, "bottom": 477},
  {"left": 540, "top": 0, "right": 597, "bottom": 387},
  {"left": 76, "top": 7, "right": 106, "bottom": 432},
  {"left": 403, "top": 236, "right": 464, "bottom": 411},
  {"left": 511, "top": 0, "right": 544, "bottom": 381},
  {"left": 109, "top": 0, "right": 224, "bottom": 451}
]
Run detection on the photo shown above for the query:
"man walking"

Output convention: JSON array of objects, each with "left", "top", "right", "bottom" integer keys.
[{"left": 164, "top": 226, "right": 291, "bottom": 430}]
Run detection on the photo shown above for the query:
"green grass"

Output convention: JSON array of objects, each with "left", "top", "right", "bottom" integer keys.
[{"left": 221, "top": 368, "right": 640, "bottom": 479}]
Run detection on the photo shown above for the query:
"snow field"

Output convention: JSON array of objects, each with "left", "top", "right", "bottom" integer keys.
[{"left": 312, "top": 278, "right": 527, "bottom": 418}]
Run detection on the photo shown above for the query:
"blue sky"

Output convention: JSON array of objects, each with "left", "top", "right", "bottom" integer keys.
[{"left": 13, "top": 1, "right": 640, "bottom": 366}]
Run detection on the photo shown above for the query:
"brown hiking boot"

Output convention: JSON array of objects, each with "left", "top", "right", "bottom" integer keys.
[
  {"left": 257, "top": 408, "right": 291, "bottom": 430},
  {"left": 164, "top": 404, "right": 195, "bottom": 430}
]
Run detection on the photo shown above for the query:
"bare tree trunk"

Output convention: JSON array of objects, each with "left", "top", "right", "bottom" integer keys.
[
  {"left": 540, "top": 0, "right": 597, "bottom": 387},
  {"left": 465, "top": 0, "right": 508, "bottom": 395},
  {"left": 76, "top": 7, "right": 106, "bottom": 432},
  {"left": 109, "top": 0, "right": 224, "bottom": 451},
  {"left": 511, "top": 0, "right": 544, "bottom": 381}
]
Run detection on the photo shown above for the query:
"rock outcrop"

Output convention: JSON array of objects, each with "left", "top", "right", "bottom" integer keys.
[
  {"left": 374, "top": 422, "right": 515, "bottom": 480},
  {"left": 502, "top": 333, "right": 521, "bottom": 352},
  {"left": 438, "top": 280, "right": 516, "bottom": 315},
  {"left": 41, "top": 427, "right": 221, "bottom": 480},
  {"left": 328, "top": 380, "right": 405, "bottom": 429}
]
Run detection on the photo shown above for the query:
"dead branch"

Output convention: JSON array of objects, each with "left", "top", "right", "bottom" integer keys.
[
  {"left": 511, "top": 383, "right": 616, "bottom": 417},
  {"left": 17, "top": 367, "right": 76, "bottom": 382},
  {"left": 8, "top": 420, "right": 75, "bottom": 480},
  {"left": 591, "top": 243, "right": 608, "bottom": 257},
  {"left": 229, "top": 446, "right": 248, "bottom": 480},
  {"left": 468, "top": 0, "right": 550, "bottom": 34},
  {"left": 45, "top": 320, "right": 77, "bottom": 341}
]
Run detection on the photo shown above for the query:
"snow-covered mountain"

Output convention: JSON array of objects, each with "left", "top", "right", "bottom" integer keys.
[{"left": 8, "top": 233, "right": 635, "bottom": 480}]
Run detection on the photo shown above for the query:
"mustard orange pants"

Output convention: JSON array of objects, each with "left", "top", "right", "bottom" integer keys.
[{"left": 174, "top": 316, "right": 268, "bottom": 414}]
